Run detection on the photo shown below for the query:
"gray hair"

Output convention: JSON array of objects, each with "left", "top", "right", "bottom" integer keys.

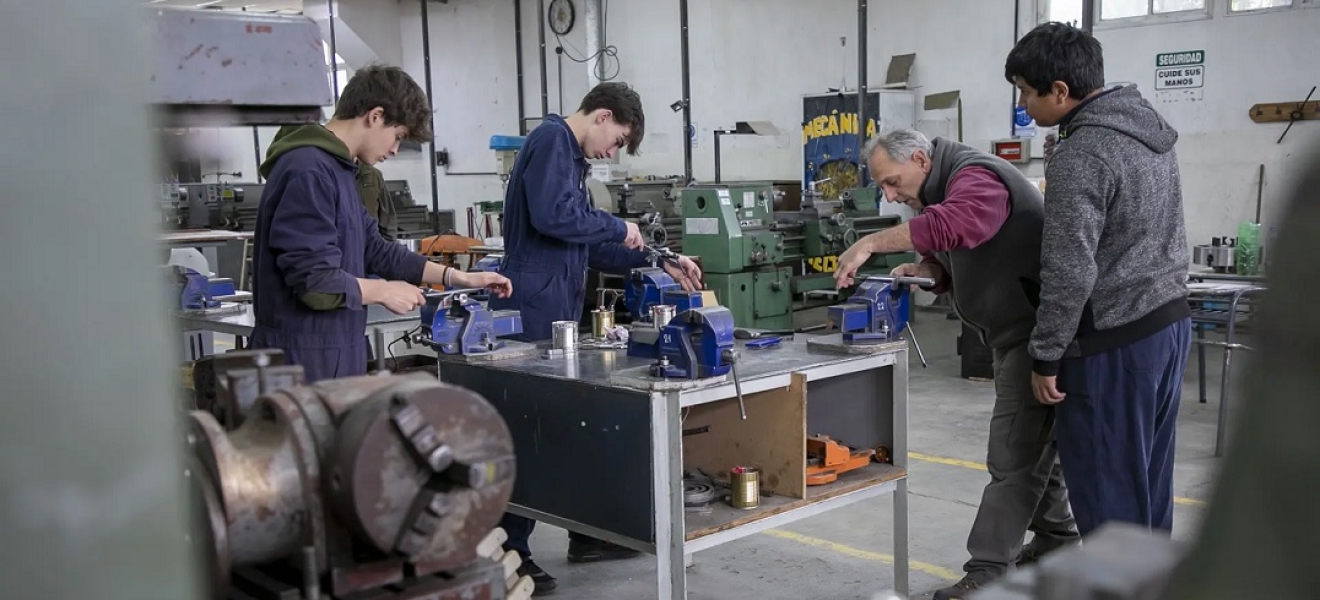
[{"left": 863, "top": 128, "right": 932, "bottom": 163}]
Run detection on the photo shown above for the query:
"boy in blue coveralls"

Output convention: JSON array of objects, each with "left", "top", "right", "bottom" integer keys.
[
  {"left": 491, "top": 82, "right": 702, "bottom": 595},
  {"left": 252, "top": 65, "right": 512, "bottom": 383}
]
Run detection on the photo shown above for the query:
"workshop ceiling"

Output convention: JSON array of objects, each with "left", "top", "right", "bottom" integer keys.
[{"left": 145, "top": 0, "right": 303, "bottom": 14}]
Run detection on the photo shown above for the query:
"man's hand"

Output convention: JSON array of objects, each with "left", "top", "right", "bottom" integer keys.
[
  {"left": 834, "top": 237, "right": 874, "bottom": 289},
  {"left": 890, "top": 262, "right": 944, "bottom": 291},
  {"left": 1032, "top": 373, "right": 1066, "bottom": 405},
  {"left": 360, "top": 279, "right": 426, "bottom": 315},
  {"left": 623, "top": 221, "right": 646, "bottom": 250},
  {"left": 663, "top": 255, "right": 703, "bottom": 291},
  {"left": 453, "top": 270, "right": 513, "bottom": 299}
]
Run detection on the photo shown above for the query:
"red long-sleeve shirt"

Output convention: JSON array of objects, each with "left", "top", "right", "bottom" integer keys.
[{"left": 908, "top": 166, "right": 1011, "bottom": 292}]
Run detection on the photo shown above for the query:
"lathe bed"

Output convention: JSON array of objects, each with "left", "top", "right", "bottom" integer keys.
[{"left": 435, "top": 335, "right": 911, "bottom": 599}]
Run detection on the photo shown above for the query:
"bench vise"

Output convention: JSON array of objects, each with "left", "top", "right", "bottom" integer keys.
[
  {"left": 624, "top": 267, "right": 703, "bottom": 326},
  {"left": 168, "top": 266, "right": 235, "bottom": 311},
  {"left": 651, "top": 306, "right": 738, "bottom": 379},
  {"left": 651, "top": 306, "right": 751, "bottom": 419},
  {"left": 421, "top": 292, "right": 523, "bottom": 355},
  {"left": 828, "top": 276, "right": 934, "bottom": 344}
]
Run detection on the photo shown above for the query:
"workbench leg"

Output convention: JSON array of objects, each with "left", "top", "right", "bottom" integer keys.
[
  {"left": 374, "top": 328, "right": 387, "bottom": 372},
  {"left": 1196, "top": 323, "right": 1207, "bottom": 403},
  {"left": 891, "top": 351, "right": 910, "bottom": 597},
  {"left": 1215, "top": 295, "right": 1243, "bottom": 458},
  {"left": 652, "top": 392, "right": 687, "bottom": 599}
]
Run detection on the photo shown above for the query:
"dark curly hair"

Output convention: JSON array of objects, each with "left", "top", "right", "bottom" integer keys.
[
  {"left": 334, "top": 64, "right": 434, "bottom": 144},
  {"left": 577, "top": 82, "right": 645, "bottom": 156},
  {"left": 1004, "top": 22, "right": 1104, "bottom": 100}
]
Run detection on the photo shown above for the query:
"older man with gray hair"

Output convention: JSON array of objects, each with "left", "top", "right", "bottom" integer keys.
[{"left": 835, "top": 129, "right": 1078, "bottom": 599}]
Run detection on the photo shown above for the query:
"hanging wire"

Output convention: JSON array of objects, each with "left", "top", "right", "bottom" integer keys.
[{"left": 555, "top": 0, "right": 620, "bottom": 81}]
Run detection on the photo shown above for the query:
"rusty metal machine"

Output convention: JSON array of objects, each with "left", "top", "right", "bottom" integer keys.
[{"left": 187, "top": 359, "right": 521, "bottom": 600}]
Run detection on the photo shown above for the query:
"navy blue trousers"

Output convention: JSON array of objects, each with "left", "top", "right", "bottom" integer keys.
[
  {"left": 501, "top": 513, "right": 593, "bottom": 560},
  {"left": 1055, "top": 317, "right": 1191, "bottom": 536}
]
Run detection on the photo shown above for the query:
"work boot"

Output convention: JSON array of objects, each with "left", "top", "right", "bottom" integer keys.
[
  {"left": 517, "top": 559, "right": 558, "bottom": 596},
  {"left": 932, "top": 575, "right": 984, "bottom": 600},
  {"left": 1014, "top": 537, "right": 1079, "bottom": 567},
  {"left": 566, "top": 537, "right": 642, "bottom": 563}
]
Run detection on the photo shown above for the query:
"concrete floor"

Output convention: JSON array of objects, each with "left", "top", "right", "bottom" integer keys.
[{"left": 516, "top": 309, "right": 1237, "bottom": 599}]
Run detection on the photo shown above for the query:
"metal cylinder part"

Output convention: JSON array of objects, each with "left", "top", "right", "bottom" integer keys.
[
  {"left": 188, "top": 374, "right": 517, "bottom": 599},
  {"left": 552, "top": 320, "right": 579, "bottom": 351},
  {"left": 651, "top": 304, "right": 677, "bottom": 329},
  {"left": 591, "top": 310, "right": 615, "bottom": 338},
  {"left": 729, "top": 466, "right": 760, "bottom": 509}
]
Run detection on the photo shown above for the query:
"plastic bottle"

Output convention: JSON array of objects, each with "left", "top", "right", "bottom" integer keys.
[{"left": 1236, "top": 221, "right": 1261, "bottom": 276}]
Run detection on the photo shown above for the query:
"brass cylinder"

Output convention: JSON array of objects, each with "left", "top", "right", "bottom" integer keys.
[
  {"left": 591, "top": 309, "right": 615, "bottom": 338},
  {"left": 729, "top": 466, "right": 760, "bottom": 509}
]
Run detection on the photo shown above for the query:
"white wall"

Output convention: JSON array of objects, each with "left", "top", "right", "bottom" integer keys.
[
  {"left": 187, "top": 0, "right": 1319, "bottom": 250},
  {"left": 1091, "top": 3, "right": 1320, "bottom": 248},
  {"left": 867, "top": 0, "right": 1024, "bottom": 157}
]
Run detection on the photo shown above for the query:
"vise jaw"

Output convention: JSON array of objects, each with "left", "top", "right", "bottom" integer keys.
[
  {"left": 650, "top": 307, "right": 737, "bottom": 379},
  {"left": 828, "top": 276, "right": 931, "bottom": 344},
  {"left": 421, "top": 293, "right": 523, "bottom": 355},
  {"left": 624, "top": 267, "right": 703, "bottom": 326}
]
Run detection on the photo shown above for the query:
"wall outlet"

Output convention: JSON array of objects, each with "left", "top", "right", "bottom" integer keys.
[{"left": 435, "top": 148, "right": 449, "bottom": 167}]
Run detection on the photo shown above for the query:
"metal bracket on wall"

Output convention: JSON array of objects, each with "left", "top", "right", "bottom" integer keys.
[{"left": 1248, "top": 85, "right": 1317, "bottom": 144}]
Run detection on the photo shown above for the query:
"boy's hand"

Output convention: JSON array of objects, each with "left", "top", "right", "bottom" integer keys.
[
  {"left": 453, "top": 271, "right": 513, "bottom": 299},
  {"left": 360, "top": 279, "right": 426, "bottom": 315},
  {"left": 623, "top": 222, "right": 646, "bottom": 250}
]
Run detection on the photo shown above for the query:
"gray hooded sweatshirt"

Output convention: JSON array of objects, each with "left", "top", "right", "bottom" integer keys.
[{"left": 1029, "top": 84, "right": 1191, "bottom": 376}]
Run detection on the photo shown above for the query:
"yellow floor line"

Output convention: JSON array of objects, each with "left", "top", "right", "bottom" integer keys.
[
  {"left": 908, "top": 452, "right": 1206, "bottom": 507},
  {"left": 764, "top": 529, "right": 962, "bottom": 581}
]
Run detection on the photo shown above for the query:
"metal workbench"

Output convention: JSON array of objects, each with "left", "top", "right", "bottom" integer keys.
[
  {"left": 1186, "top": 272, "right": 1267, "bottom": 457},
  {"left": 175, "top": 303, "right": 423, "bottom": 369},
  {"left": 436, "top": 335, "right": 910, "bottom": 599}
]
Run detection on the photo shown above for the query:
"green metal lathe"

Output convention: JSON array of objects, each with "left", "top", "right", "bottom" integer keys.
[{"left": 677, "top": 183, "right": 912, "bottom": 329}]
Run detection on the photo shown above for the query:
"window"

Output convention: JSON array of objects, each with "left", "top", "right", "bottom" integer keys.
[
  {"left": 1230, "top": 0, "right": 1316, "bottom": 11},
  {"left": 1101, "top": 0, "right": 1207, "bottom": 20},
  {"left": 1041, "top": 0, "right": 1086, "bottom": 27}
]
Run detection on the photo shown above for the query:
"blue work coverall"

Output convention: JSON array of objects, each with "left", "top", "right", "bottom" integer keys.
[
  {"left": 488, "top": 114, "right": 648, "bottom": 341},
  {"left": 489, "top": 114, "right": 651, "bottom": 559},
  {"left": 251, "top": 125, "right": 428, "bottom": 383}
]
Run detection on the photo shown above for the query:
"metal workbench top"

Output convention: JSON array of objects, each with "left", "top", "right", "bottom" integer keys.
[
  {"left": 438, "top": 334, "right": 906, "bottom": 395},
  {"left": 176, "top": 303, "right": 421, "bottom": 338}
]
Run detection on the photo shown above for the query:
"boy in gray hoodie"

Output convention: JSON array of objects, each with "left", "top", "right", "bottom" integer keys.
[{"left": 1004, "top": 23, "right": 1191, "bottom": 536}]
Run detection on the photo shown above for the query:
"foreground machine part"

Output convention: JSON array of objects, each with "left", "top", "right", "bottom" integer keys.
[
  {"left": 187, "top": 373, "right": 517, "bottom": 600},
  {"left": 972, "top": 523, "right": 1184, "bottom": 600}
]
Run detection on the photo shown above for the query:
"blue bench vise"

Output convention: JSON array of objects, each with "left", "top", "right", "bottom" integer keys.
[
  {"left": 170, "top": 266, "right": 223, "bottom": 311},
  {"left": 624, "top": 267, "right": 703, "bottom": 326},
  {"left": 828, "top": 276, "right": 935, "bottom": 344},
  {"left": 650, "top": 306, "right": 751, "bottom": 419},
  {"left": 650, "top": 306, "right": 738, "bottom": 379},
  {"left": 420, "top": 292, "right": 523, "bottom": 355}
]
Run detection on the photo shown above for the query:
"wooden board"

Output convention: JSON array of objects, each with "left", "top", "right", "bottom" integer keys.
[
  {"left": 1248, "top": 101, "right": 1319, "bottom": 123},
  {"left": 685, "top": 462, "right": 906, "bottom": 541},
  {"left": 682, "top": 373, "right": 807, "bottom": 500}
]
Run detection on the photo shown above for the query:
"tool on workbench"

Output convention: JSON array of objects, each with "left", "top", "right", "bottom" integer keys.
[
  {"left": 729, "top": 466, "right": 761, "bottom": 509},
  {"left": 646, "top": 306, "right": 750, "bottom": 419},
  {"left": 744, "top": 336, "right": 784, "bottom": 349},
  {"left": 591, "top": 289, "right": 623, "bottom": 338},
  {"left": 419, "top": 291, "right": 524, "bottom": 355},
  {"left": 806, "top": 435, "right": 876, "bottom": 485},
  {"left": 624, "top": 265, "right": 703, "bottom": 327},
  {"left": 541, "top": 320, "right": 579, "bottom": 359},
  {"left": 828, "top": 275, "right": 933, "bottom": 367}
]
